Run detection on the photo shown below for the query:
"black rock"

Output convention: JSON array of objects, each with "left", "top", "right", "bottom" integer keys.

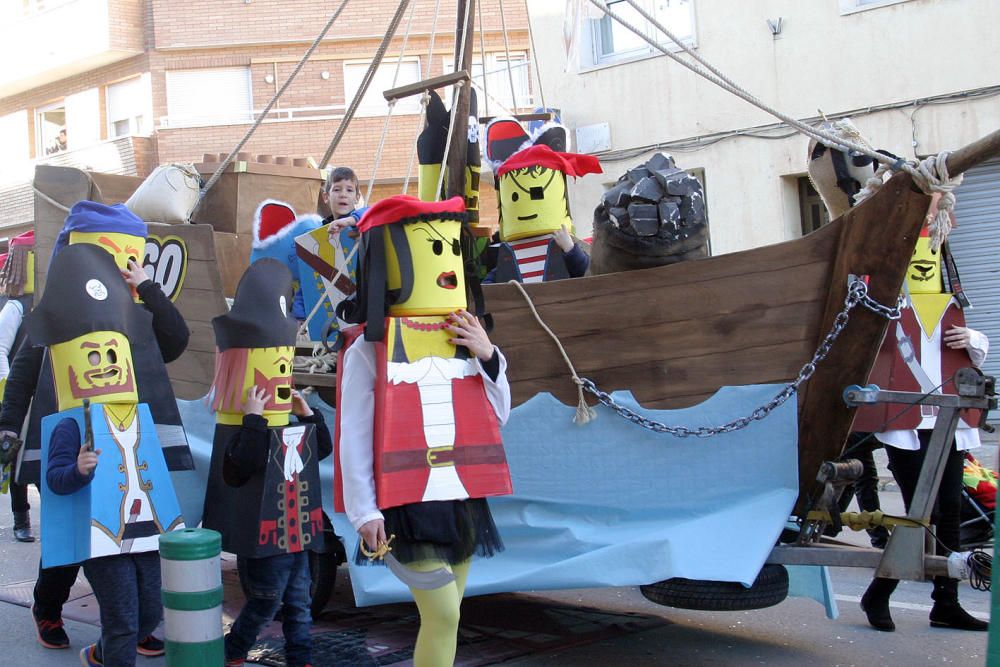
[
  {"left": 658, "top": 201, "right": 680, "bottom": 229},
  {"left": 609, "top": 206, "right": 630, "bottom": 229},
  {"left": 665, "top": 173, "right": 700, "bottom": 197},
  {"left": 628, "top": 203, "right": 659, "bottom": 237},
  {"left": 627, "top": 167, "right": 651, "bottom": 184},
  {"left": 603, "top": 182, "right": 632, "bottom": 208},
  {"left": 630, "top": 176, "right": 664, "bottom": 202},
  {"left": 680, "top": 192, "right": 706, "bottom": 224},
  {"left": 645, "top": 152, "right": 676, "bottom": 173}
]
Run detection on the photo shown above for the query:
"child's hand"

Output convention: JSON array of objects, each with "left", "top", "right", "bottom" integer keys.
[
  {"left": 553, "top": 224, "right": 575, "bottom": 253},
  {"left": 121, "top": 259, "right": 151, "bottom": 289},
  {"left": 244, "top": 385, "right": 271, "bottom": 416},
  {"left": 77, "top": 448, "right": 100, "bottom": 476},
  {"left": 447, "top": 309, "right": 495, "bottom": 362},
  {"left": 327, "top": 217, "right": 355, "bottom": 238},
  {"left": 290, "top": 390, "right": 313, "bottom": 418}
]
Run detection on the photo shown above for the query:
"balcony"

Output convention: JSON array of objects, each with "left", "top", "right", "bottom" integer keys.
[{"left": 0, "top": 0, "right": 144, "bottom": 98}]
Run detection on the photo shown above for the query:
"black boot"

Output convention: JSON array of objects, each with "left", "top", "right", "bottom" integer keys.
[
  {"left": 929, "top": 577, "right": 988, "bottom": 631},
  {"left": 860, "top": 577, "right": 897, "bottom": 631},
  {"left": 13, "top": 511, "right": 34, "bottom": 543}
]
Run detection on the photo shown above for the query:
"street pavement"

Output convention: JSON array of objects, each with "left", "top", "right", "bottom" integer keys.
[{"left": 0, "top": 443, "right": 994, "bottom": 666}]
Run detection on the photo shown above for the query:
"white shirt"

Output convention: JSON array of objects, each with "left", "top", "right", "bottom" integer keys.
[
  {"left": 0, "top": 300, "right": 24, "bottom": 380},
  {"left": 338, "top": 341, "right": 511, "bottom": 531},
  {"left": 875, "top": 298, "right": 989, "bottom": 451}
]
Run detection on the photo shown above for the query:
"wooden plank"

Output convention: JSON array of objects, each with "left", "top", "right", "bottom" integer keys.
[
  {"left": 794, "top": 173, "right": 931, "bottom": 513},
  {"left": 383, "top": 70, "right": 471, "bottom": 101},
  {"left": 194, "top": 161, "right": 324, "bottom": 180}
]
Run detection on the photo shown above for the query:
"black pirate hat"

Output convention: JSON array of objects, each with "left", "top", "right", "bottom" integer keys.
[
  {"left": 213, "top": 258, "right": 297, "bottom": 352},
  {"left": 28, "top": 243, "right": 145, "bottom": 346}
]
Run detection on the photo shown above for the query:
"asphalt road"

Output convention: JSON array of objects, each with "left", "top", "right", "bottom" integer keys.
[{"left": 0, "top": 483, "right": 992, "bottom": 666}]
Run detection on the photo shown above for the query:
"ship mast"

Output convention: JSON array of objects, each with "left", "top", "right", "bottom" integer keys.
[{"left": 446, "top": 0, "right": 477, "bottom": 200}]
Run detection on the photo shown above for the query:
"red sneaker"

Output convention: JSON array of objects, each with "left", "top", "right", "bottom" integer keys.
[
  {"left": 32, "top": 606, "right": 70, "bottom": 649},
  {"left": 136, "top": 634, "right": 165, "bottom": 657}
]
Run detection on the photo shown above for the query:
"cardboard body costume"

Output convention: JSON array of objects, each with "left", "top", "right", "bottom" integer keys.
[
  {"left": 483, "top": 121, "right": 602, "bottom": 283},
  {"left": 334, "top": 195, "right": 512, "bottom": 561},
  {"left": 852, "top": 221, "right": 988, "bottom": 446},
  {"left": 10, "top": 202, "right": 191, "bottom": 486},
  {"left": 35, "top": 244, "right": 184, "bottom": 568},
  {"left": 202, "top": 258, "right": 327, "bottom": 558}
]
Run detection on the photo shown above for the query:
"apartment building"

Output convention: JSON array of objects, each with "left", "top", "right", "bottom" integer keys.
[
  {"left": 0, "top": 0, "right": 535, "bottom": 237},
  {"left": 528, "top": 0, "right": 1000, "bottom": 381}
]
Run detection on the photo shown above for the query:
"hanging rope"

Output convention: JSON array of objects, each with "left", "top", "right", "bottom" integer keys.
[
  {"left": 497, "top": 0, "right": 520, "bottom": 110},
  {"left": 320, "top": 0, "right": 411, "bottom": 170},
  {"left": 477, "top": 0, "right": 490, "bottom": 117},
  {"left": 363, "top": 0, "right": 421, "bottom": 202},
  {"left": 402, "top": 0, "right": 446, "bottom": 195},
  {"left": 198, "top": 0, "right": 352, "bottom": 202},
  {"left": 590, "top": 0, "right": 964, "bottom": 237},
  {"left": 434, "top": 0, "right": 474, "bottom": 199},
  {"left": 525, "top": 2, "right": 547, "bottom": 112},
  {"left": 506, "top": 281, "right": 596, "bottom": 425}
]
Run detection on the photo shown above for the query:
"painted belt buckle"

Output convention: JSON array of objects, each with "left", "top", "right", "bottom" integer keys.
[{"left": 426, "top": 445, "right": 455, "bottom": 468}]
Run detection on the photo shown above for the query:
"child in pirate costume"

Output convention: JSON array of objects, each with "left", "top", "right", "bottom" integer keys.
[
  {"left": 0, "top": 202, "right": 189, "bottom": 653},
  {"left": 34, "top": 243, "right": 185, "bottom": 667},
  {"left": 202, "top": 258, "right": 332, "bottom": 667},
  {"left": 854, "top": 216, "right": 989, "bottom": 633},
  {"left": 482, "top": 119, "right": 601, "bottom": 283},
  {"left": 0, "top": 231, "right": 35, "bottom": 541},
  {"left": 335, "top": 195, "right": 512, "bottom": 667}
]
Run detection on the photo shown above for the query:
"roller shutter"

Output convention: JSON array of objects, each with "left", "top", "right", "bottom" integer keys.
[{"left": 949, "top": 158, "right": 1000, "bottom": 420}]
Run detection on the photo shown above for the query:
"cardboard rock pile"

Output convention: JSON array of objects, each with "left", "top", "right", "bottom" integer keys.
[{"left": 590, "top": 153, "right": 710, "bottom": 275}]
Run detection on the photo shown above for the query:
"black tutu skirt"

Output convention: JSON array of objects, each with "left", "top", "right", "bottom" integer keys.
[{"left": 354, "top": 497, "right": 504, "bottom": 566}]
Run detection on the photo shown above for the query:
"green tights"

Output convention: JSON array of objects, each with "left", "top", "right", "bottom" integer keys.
[{"left": 406, "top": 559, "right": 472, "bottom": 667}]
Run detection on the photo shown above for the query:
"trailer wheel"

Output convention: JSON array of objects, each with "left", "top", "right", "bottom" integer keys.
[{"left": 639, "top": 564, "right": 789, "bottom": 611}]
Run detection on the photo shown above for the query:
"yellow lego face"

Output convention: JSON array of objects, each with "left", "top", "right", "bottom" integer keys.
[
  {"left": 23, "top": 251, "right": 34, "bottom": 296},
  {"left": 69, "top": 231, "right": 145, "bottom": 271},
  {"left": 906, "top": 237, "right": 943, "bottom": 295},
  {"left": 499, "top": 167, "right": 572, "bottom": 241},
  {"left": 385, "top": 220, "right": 467, "bottom": 316},
  {"left": 49, "top": 331, "right": 137, "bottom": 412},
  {"left": 247, "top": 346, "right": 294, "bottom": 421}
]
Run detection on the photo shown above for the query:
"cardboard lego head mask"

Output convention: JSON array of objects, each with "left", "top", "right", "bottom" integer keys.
[
  {"left": 28, "top": 244, "right": 143, "bottom": 411},
  {"left": 496, "top": 145, "right": 601, "bottom": 242},
  {"left": 55, "top": 201, "right": 148, "bottom": 271},
  {"left": 359, "top": 195, "right": 469, "bottom": 319},
  {"left": 212, "top": 258, "right": 298, "bottom": 427},
  {"left": 907, "top": 224, "right": 943, "bottom": 295}
]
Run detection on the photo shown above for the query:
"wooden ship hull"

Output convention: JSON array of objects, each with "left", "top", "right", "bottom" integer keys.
[{"left": 485, "top": 171, "right": 932, "bottom": 512}]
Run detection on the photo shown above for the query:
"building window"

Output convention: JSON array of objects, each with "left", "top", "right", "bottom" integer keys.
[
  {"left": 107, "top": 76, "right": 152, "bottom": 138},
  {"left": 798, "top": 177, "right": 830, "bottom": 235},
  {"left": 164, "top": 67, "right": 253, "bottom": 129},
  {"left": 443, "top": 52, "right": 532, "bottom": 113},
  {"left": 839, "top": 0, "right": 913, "bottom": 14},
  {"left": 36, "top": 101, "right": 67, "bottom": 156},
  {"left": 343, "top": 59, "right": 422, "bottom": 117},
  {"left": 587, "top": 0, "right": 696, "bottom": 68}
]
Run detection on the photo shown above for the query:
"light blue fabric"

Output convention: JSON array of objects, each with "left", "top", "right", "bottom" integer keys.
[{"left": 180, "top": 384, "right": 837, "bottom": 612}]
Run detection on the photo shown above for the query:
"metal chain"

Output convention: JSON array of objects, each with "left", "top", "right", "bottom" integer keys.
[{"left": 579, "top": 279, "right": 903, "bottom": 437}]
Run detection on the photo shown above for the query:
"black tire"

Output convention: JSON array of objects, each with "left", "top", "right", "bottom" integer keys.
[
  {"left": 309, "top": 548, "right": 341, "bottom": 618},
  {"left": 639, "top": 564, "right": 789, "bottom": 611}
]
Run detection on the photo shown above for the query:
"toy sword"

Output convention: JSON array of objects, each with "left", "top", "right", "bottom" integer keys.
[{"left": 82, "top": 399, "right": 94, "bottom": 452}]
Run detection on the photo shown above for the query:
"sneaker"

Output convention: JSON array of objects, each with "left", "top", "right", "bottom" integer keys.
[
  {"left": 136, "top": 635, "right": 165, "bottom": 657},
  {"left": 79, "top": 643, "right": 103, "bottom": 666},
  {"left": 32, "top": 606, "right": 70, "bottom": 649}
]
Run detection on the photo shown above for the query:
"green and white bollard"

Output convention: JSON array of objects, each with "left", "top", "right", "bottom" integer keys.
[
  {"left": 988, "top": 503, "right": 1000, "bottom": 666},
  {"left": 160, "top": 528, "right": 224, "bottom": 666}
]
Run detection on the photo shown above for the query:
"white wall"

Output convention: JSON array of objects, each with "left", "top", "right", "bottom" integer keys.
[{"left": 527, "top": 0, "right": 1000, "bottom": 252}]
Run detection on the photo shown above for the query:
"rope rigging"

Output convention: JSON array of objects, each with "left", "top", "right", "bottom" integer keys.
[{"left": 588, "top": 0, "right": 964, "bottom": 247}]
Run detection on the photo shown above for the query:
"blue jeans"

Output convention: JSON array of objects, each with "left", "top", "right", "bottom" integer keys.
[
  {"left": 82, "top": 552, "right": 162, "bottom": 667},
  {"left": 225, "top": 551, "right": 312, "bottom": 666}
]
